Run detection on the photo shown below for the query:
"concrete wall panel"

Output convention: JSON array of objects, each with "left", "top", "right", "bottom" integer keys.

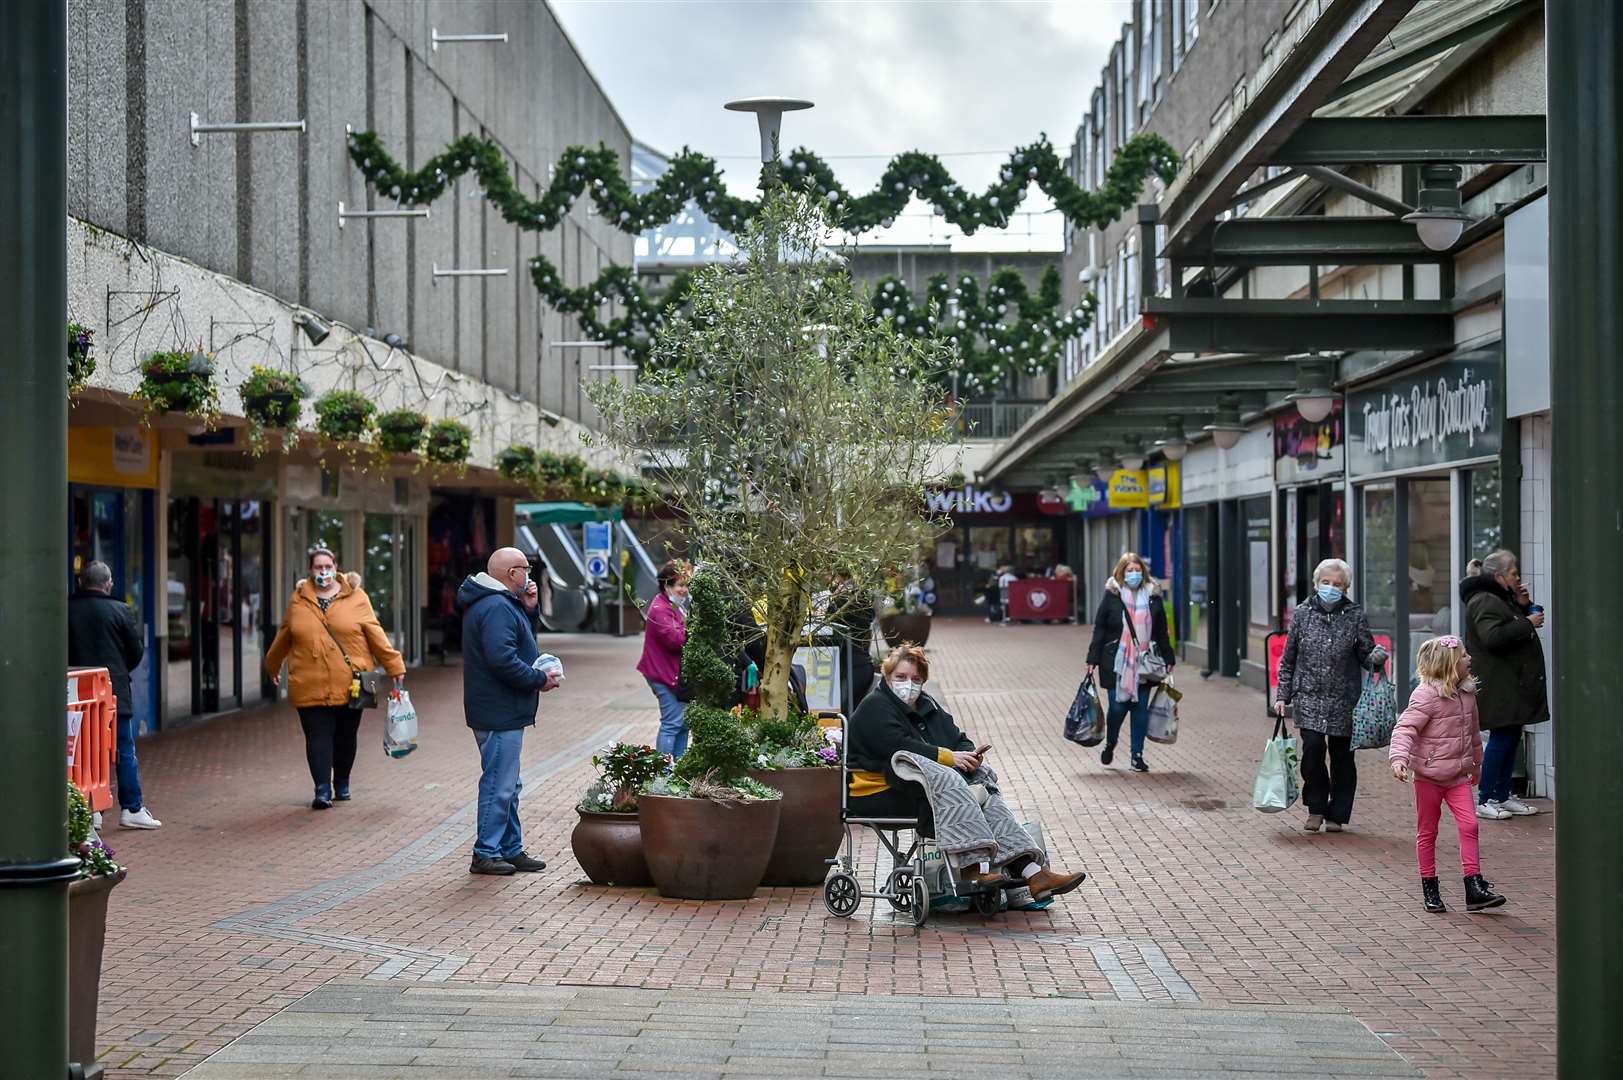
[
  {"left": 246, "top": 0, "right": 300, "bottom": 299},
  {"left": 304, "top": 0, "right": 370, "bottom": 330},
  {"left": 409, "top": 59, "right": 456, "bottom": 366},
  {"left": 368, "top": 12, "right": 410, "bottom": 341}
]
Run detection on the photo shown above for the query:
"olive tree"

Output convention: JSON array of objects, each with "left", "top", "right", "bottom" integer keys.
[{"left": 588, "top": 192, "right": 956, "bottom": 721}]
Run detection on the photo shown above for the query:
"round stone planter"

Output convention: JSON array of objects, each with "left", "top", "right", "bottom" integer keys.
[
  {"left": 745, "top": 766, "right": 844, "bottom": 887},
  {"left": 570, "top": 810, "right": 652, "bottom": 887},
  {"left": 637, "top": 794, "right": 781, "bottom": 900},
  {"left": 879, "top": 612, "right": 932, "bottom": 648}
]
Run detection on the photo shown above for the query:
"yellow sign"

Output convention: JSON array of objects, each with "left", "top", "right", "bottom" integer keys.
[
  {"left": 1148, "top": 461, "right": 1182, "bottom": 508},
  {"left": 1106, "top": 469, "right": 1150, "bottom": 509},
  {"left": 69, "top": 427, "right": 159, "bottom": 489}
]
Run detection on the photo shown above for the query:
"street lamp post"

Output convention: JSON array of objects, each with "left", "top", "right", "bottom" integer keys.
[
  {"left": 1548, "top": 5, "right": 1623, "bottom": 1076},
  {"left": 0, "top": 1, "right": 76, "bottom": 1076}
]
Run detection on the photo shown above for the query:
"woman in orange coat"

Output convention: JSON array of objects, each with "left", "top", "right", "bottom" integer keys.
[{"left": 265, "top": 547, "right": 405, "bottom": 809}]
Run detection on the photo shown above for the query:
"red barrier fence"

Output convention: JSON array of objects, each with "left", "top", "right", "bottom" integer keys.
[{"left": 67, "top": 667, "right": 116, "bottom": 813}]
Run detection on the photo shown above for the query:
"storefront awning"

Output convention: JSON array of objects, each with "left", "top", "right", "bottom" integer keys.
[{"left": 515, "top": 501, "right": 624, "bottom": 525}]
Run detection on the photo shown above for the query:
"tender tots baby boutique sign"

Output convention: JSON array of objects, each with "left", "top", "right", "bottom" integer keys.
[{"left": 1347, "top": 352, "right": 1502, "bottom": 475}]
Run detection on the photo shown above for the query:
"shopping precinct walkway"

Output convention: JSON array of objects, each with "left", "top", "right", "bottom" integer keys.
[{"left": 95, "top": 620, "right": 1554, "bottom": 1079}]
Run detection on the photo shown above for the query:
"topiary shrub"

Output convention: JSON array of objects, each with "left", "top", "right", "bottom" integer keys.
[
  {"left": 680, "top": 572, "right": 736, "bottom": 708},
  {"left": 672, "top": 703, "right": 756, "bottom": 786}
]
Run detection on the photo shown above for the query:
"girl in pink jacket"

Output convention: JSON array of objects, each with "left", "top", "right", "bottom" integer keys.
[{"left": 1389, "top": 636, "right": 1507, "bottom": 914}]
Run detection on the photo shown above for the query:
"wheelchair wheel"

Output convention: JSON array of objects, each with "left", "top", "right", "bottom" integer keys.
[
  {"left": 885, "top": 868, "right": 915, "bottom": 913},
  {"left": 823, "top": 872, "right": 862, "bottom": 918},
  {"left": 909, "top": 875, "right": 930, "bottom": 927},
  {"left": 972, "top": 889, "right": 1001, "bottom": 916}
]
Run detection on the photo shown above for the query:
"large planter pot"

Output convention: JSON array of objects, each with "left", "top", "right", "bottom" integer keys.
[
  {"left": 70, "top": 868, "right": 127, "bottom": 1079},
  {"left": 571, "top": 810, "right": 653, "bottom": 887},
  {"left": 745, "top": 766, "right": 844, "bottom": 887},
  {"left": 637, "top": 794, "right": 781, "bottom": 900},
  {"left": 879, "top": 612, "right": 933, "bottom": 648}
]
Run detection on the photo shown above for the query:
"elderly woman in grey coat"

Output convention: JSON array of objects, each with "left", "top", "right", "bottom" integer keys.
[{"left": 1273, "top": 558, "right": 1389, "bottom": 832}]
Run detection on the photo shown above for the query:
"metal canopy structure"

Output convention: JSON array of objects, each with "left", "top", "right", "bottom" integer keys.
[{"left": 980, "top": 0, "right": 1546, "bottom": 490}]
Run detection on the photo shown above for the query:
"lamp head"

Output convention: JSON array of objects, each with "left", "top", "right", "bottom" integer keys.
[
  {"left": 1285, "top": 356, "right": 1338, "bottom": 423},
  {"left": 296, "top": 312, "right": 332, "bottom": 346},
  {"left": 724, "top": 97, "right": 815, "bottom": 164},
  {"left": 1155, "top": 417, "right": 1189, "bottom": 462},
  {"left": 1403, "top": 164, "right": 1470, "bottom": 252},
  {"left": 1203, "top": 397, "right": 1246, "bottom": 450}
]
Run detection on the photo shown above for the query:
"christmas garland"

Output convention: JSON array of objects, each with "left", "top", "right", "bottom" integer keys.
[{"left": 869, "top": 266, "right": 1099, "bottom": 396}]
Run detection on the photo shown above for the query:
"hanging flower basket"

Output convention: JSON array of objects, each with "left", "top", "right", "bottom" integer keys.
[
  {"left": 496, "top": 444, "right": 537, "bottom": 482},
  {"left": 68, "top": 322, "right": 95, "bottom": 395},
  {"left": 425, "top": 418, "right": 473, "bottom": 465},
  {"left": 239, "top": 366, "right": 309, "bottom": 429},
  {"left": 375, "top": 409, "right": 429, "bottom": 454},
  {"left": 134, "top": 349, "right": 220, "bottom": 423},
  {"left": 314, "top": 390, "right": 377, "bottom": 444},
  {"left": 535, "top": 450, "right": 586, "bottom": 498}
]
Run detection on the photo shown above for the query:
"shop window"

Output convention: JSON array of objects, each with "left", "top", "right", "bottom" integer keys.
[
  {"left": 1244, "top": 497, "right": 1271, "bottom": 660},
  {"left": 1360, "top": 483, "right": 1398, "bottom": 633},
  {"left": 307, "top": 512, "right": 346, "bottom": 566},
  {"left": 1465, "top": 467, "right": 1502, "bottom": 561},
  {"left": 967, "top": 527, "right": 1012, "bottom": 574},
  {"left": 365, "top": 513, "right": 398, "bottom": 636},
  {"left": 1014, "top": 526, "right": 1057, "bottom": 575},
  {"left": 1407, "top": 478, "right": 1454, "bottom": 667},
  {"left": 1185, "top": 507, "right": 1211, "bottom": 649}
]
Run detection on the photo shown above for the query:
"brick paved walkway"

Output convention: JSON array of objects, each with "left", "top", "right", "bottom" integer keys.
[{"left": 94, "top": 620, "right": 1555, "bottom": 1078}]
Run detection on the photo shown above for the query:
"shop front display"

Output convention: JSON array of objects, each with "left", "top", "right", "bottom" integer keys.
[
  {"left": 1274, "top": 402, "right": 1347, "bottom": 625},
  {"left": 923, "top": 484, "right": 1068, "bottom": 615}
]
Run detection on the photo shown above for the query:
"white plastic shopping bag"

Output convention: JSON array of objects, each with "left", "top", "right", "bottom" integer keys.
[
  {"left": 1146, "top": 683, "right": 1179, "bottom": 745},
  {"left": 1251, "top": 716, "right": 1300, "bottom": 813},
  {"left": 384, "top": 690, "right": 418, "bottom": 758}
]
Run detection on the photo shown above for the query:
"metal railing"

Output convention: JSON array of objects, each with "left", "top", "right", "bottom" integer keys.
[{"left": 956, "top": 400, "right": 1044, "bottom": 441}]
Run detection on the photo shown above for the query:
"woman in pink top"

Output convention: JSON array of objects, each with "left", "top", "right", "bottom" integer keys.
[
  {"left": 637, "top": 561, "right": 690, "bottom": 758},
  {"left": 1389, "top": 636, "right": 1507, "bottom": 915}
]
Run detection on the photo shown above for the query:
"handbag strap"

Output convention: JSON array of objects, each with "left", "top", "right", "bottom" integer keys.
[
  {"left": 319, "top": 611, "right": 361, "bottom": 675},
  {"left": 1120, "top": 592, "right": 1153, "bottom": 654}
]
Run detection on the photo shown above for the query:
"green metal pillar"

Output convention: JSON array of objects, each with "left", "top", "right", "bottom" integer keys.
[
  {"left": 1548, "top": 4, "right": 1623, "bottom": 1077},
  {"left": 0, "top": 1, "right": 76, "bottom": 1077}
]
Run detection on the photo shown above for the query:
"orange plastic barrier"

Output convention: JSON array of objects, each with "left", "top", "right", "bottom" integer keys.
[{"left": 67, "top": 667, "right": 117, "bottom": 814}]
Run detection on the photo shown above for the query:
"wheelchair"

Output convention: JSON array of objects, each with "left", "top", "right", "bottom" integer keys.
[{"left": 821, "top": 715, "right": 1007, "bottom": 927}]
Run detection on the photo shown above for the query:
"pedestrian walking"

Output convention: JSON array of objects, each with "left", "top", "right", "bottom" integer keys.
[
  {"left": 458, "top": 547, "right": 562, "bottom": 875},
  {"left": 1389, "top": 636, "right": 1507, "bottom": 913},
  {"left": 1460, "top": 550, "right": 1547, "bottom": 819},
  {"left": 1085, "top": 553, "right": 1175, "bottom": 772},
  {"left": 265, "top": 547, "right": 405, "bottom": 810},
  {"left": 637, "top": 560, "right": 690, "bottom": 757},
  {"left": 1273, "top": 558, "right": 1388, "bottom": 832},
  {"left": 68, "top": 561, "right": 161, "bottom": 829}
]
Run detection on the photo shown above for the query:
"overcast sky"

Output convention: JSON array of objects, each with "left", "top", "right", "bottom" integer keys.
[{"left": 552, "top": 0, "right": 1133, "bottom": 248}]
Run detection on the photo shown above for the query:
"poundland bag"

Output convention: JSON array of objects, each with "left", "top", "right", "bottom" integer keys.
[
  {"left": 1251, "top": 716, "right": 1300, "bottom": 813},
  {"left": 384, "top": 690, "right": 418, "bottom": 759},
  {"left": 1063, "top": 674, "right": 1107, "bottom": 747},
  {"left": 1145, "top": 683, "right": 1179, "bottom": 745},
  {"left": 1351, "top": 668, "right": 1398, "bottom": 750}
]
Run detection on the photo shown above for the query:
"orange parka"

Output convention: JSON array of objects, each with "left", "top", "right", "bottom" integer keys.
[{"left": 264, "top": 573, "right": 405, "bottom": 708}]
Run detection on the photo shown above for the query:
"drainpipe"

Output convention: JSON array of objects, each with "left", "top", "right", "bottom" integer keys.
[{"left": 0, "top": 1, "right": 77, "bottom": 1076}]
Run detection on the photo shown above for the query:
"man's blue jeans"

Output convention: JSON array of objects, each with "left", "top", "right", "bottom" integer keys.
[
  {"left": 1479, "top": 725, "right": 1523, "bottom": 804},
  {"left": 1106, "top": 694, "right": 1150, "bottom": 758},
  {"left": 473, "top": 728, "right": 525, "bottom": 861},
  {"left": 115, "top": 712, "right": 143, "bottom": 812},
  {"left": 648, "top": 678, "right": 689, "bottom": 758}
]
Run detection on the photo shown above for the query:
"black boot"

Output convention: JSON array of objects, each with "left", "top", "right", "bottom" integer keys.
[
  {"left": 1464, "top": 874, "right": 1505, "bottom": 912},
  {"left": 1100, "top": 743, "right": 1115, "bottom": 766},
  {"left": 1130, "top": 755, "right": 1150, "bottom": 773},
  {"left": 1421, "top": 877, "right": 1446, "bottom": 914}
]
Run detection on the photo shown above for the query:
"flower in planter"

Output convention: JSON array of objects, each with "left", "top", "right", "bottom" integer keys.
[
  {"left": 68, "top": 783, "right": 121, "bottom": 877},
  {"left": 315, "top": 390, "right": 379, "bottom": 444},
  {"left": 67, "top": 321, "right": 95, "bottom": 395},
  {"left": 133, "top": 349, "right": 221, "bottom": 424},
  {"left": 238, "top": 365, "right": 310, "bottom": 454},
  {"left": 589, "top": 741, "right": 671, "bottom": 811},
  {"left": 375, "top": 408, "right": 429, "bottom": 455},
  {"left": 425, "top": 418, "right": 473, "bottom": 466},
  {"left": 496, "top": 444, "right": 537, "bottom": 483}
]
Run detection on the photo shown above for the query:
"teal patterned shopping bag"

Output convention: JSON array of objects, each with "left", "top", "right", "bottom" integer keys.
[{"left": 1351, "top": 669, "right": 1398, "bottom": 750}]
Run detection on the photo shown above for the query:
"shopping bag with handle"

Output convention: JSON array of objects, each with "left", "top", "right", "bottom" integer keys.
[
  {"left": 1146, "top": 681, "right": 1179, "bottom": 745},
  {"left": 1252, "top": 715, "right": 1300, "bottom": 813},
  {"left": 1351, "top": 668, "right": 1398, "bottom": 750},
  {"left": 1063, "top": 674, "right": 1106, "bottom": 747},
  {"left": 384, "top": 690, "right": 418, "bottom": 758}
]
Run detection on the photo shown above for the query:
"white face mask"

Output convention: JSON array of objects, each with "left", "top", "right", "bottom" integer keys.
[
  {"left": 313, "top": 569, "right": 335, "bottom": 587},
  {"left": 889, "top": 679, "right": 923, "bottom": 705}
]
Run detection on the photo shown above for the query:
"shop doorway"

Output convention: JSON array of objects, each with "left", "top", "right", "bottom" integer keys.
[
  {"left": 165, "top": 497, "right": 272, "bottom": 721},
  {"left": 69, "top": 486, "right": 158, "bottom": 732}
]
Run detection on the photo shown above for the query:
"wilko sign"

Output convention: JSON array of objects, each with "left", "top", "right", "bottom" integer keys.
[
  {"left": 1347, "top": 353, "right": 1501, "bottom": 475},
  {"left": 925, "top": 484, "right": 1014, "bottom": 515}
]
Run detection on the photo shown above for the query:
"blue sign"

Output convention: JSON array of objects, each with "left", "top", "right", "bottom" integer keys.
[
  {"left": 586, "top": 555, "right": 609, "bottom": 578},
  {"left": 583, "top": 521, "right": 612, "bottom": 554}
]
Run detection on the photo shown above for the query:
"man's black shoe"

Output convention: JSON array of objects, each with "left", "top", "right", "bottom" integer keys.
[
  {"left": 507, "top": 852, "right": 547, "bottom": 873},
  {"left": 470, "top": 856, "right": 516, "bottom": 876}
]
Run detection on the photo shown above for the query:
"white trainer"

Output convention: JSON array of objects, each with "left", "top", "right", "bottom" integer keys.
[
  {"left": 92, "top": 811, "right": 103, "bottom": 831},
  {"left": 1498, "top": 796, "right": 1540, "bottom": 816},
  {"left": 120, "top": 807, "right": 162, "bottom": 829},
  {"left": 1476, "top": 801, "right": 1512, "bottom": 820}
]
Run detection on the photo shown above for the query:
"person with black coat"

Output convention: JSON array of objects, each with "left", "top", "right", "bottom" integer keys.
[
  {"left": 845, "top": 644, "right": 1087, "bottom": 899},
  {"left": 1085, "top": 553, "right": 1175, "bottom": 773},
  {"left": 1460, "top": 550, "right": 1548, "bottom": 818},
  {"left": 68, "top": 561, "right": 160, "bottom": 829},
  {"left": 830, "top": 573, "right": 876, "bottom": 711}
]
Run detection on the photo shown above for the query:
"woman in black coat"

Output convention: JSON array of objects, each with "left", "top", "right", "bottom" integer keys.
[
  {"left": 1460, "top": 551, "right": 1547, "bottom": 818},
  {"left": 1085, "top": 553, "right": 1175, "bottom": 772}
]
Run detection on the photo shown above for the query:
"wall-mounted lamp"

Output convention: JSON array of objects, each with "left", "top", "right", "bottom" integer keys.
[
  {"left": 1093, "top": 448, "right": 1116, "bottom": 482},
  {"left": 1119, "top": 437, "right": 1147, "bottom": 472},
  {"left": 1285, "top": 355, "right": 1339, "bottom": 424},
  {"left": 295, "top": 312, "right": 331, "bottom": 346},
  {"left": 1078, "top": 266, "right": 1100, "bottom": 284},
  {"left": 1203, "top": 396, "right": 1247, "bottom": 450},
  {"left": 539, "top": 409, "right": 563, "bottom": 428},
  {"left": 431, "top": 28, "right": 509, "bottom": 50},
  {"left": 1403, "top": 164, "right": 1471, "bottom": 252},
  {"left": 190, "top": 112, "right": 304, "bottom": 148},
  {"left": 383, "top": 332, "right": 407, "bottom": 350},
  {"left": 724, "top": 97, "right": 815, "bottom": 164},
  {"left": 338, "top": 202, "right": 430, "bottom": 229},
  {"left": 432, "top": 263, "right": 509, "bottom": 285},
  {"left": 1155, "top": 417, "right": 1189, "bottom": 462}
]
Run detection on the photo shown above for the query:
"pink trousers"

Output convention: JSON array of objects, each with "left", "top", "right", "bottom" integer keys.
[{"left": 1414, "top": 779, "right": 1481, "bottom": 878}]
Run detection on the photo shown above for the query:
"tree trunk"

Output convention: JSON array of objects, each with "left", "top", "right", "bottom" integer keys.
[{"left": 758, "top": 579, "right": 807, "bottom": 721}]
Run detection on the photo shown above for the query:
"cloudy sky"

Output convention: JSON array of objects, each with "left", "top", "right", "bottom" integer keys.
[{"left": 552, "top": 0, "right": 1132, "bottom": 248}]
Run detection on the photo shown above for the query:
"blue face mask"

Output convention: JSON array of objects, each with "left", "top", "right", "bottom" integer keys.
[
  {"left": 1123, "top": 571, "right": 1144, "bottom": 589},
  {"left": 1316, "top": 584, "right": 1344, "bottom": 605}
]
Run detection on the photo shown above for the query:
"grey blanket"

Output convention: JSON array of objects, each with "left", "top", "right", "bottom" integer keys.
[{"left": 890, "top": 751, "right": 1044, "bottom": 872}]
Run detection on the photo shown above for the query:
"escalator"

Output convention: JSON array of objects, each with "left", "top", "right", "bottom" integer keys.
[
  {"left": 516, "top": 522, "right": 595, "bottom": 633},
  {"left": 617, "top": 519, "right": 660, "bottom": 607}
]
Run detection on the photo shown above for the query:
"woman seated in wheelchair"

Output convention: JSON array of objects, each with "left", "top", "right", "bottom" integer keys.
[{"left": 846, "top": 644, "right": 1088, "bottom": 900}]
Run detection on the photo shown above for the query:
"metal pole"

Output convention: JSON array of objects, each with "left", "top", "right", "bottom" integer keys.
[
  {"left": 0, "top": 1, "right": 76, "bottom": 1077},
  {"left": 1548, "top": 5, "right": 1623, "bottom": 1076}
]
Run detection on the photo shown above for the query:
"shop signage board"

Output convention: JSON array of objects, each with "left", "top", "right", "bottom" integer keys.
[
  {"left": 1082, "top": 463, "right": 1181, "bottom": 518},
  {"left": 925, "top": 484, "right": 1015, "bottom": 514},
  {"left": 1347, "top": 353, "right": 1501, "bottom": 475},
  {"left": 68, "top": 426, "right": 159, "bottom": 489}
]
